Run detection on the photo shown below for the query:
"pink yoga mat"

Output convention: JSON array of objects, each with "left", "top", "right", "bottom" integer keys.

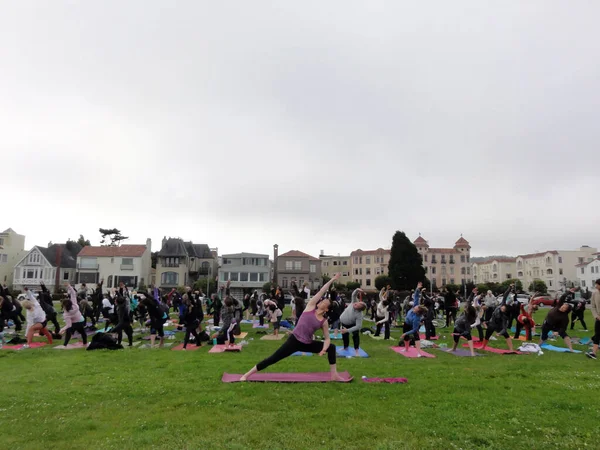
[
  {"left": 2, "top": 342, "right": 47, "bottom": 350},
  {"left": 171, "top": 343, "right": 203, "bottom": 351},
  {"left": 462, "top": 343, "right": 521, "bottom": 355},
  {"left": 54, "top": 342, "right": 86, "bottom": 350},
  {"left": 390, "top": 347, "right": 435, "bottom": 358},
  {"left": 362, "top": 377, "right": 408, "bottom": 384},
  {"left": 419, "top": 334, "right": 439, "bottom": 340},
  {"left": 209, "top": 344, "right": 242, "bottom": 353},
  {"left": 222, "top": 371, "right": 353, "bottom": 383}
]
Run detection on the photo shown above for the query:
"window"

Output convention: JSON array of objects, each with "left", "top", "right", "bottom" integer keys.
[
  {"left": 581, "top": 268, "right": 585, "bottom": 274},
  {"left": 441, "top": 257, "right": 447, "bottom": 264},
  {"left": 441, "top": 266, "right": 446, "bottom": 275},
  {"left": 355, "top": 279, "right": 360, "bottom": 284},
  {"left": 284, "top": 260, "right": 293, "bottom": 270},
  {"left": 450, "top": 267, "right": 454, "bottom": 275},
  {"left": 442, "top": 278, "right": 447, "bottom": 286},
  {"left": 546, "top": 257, "right": 551, "bottom": 264},
  {"left": 431, "top": 256, "right": 437, "bottom": 264},
  {"left": 343, "top": 261, "right": 348, "bottom": 266},
  {"left": 107, "top": 275, "right": 113, "bottom": 288},
  {"left": 431, "top": 267, "right": 436, "bottom": 275},
  {"left": 230, "top": 272, "right": 239, "bottom": 281},
  {"left": 0, "top": 254, "right": 7, "bottom": 264},
  {"left": 26, "top": 269, "right": 35, "bottom": 279},
  {"left": 461, "top": 267, "right": 466, "bottom": 275},
  {"left": 0, "top": 238, "right": 3, "bottom": 245},
  {"left": 359, "top": 257, "right": 363, "bottom": 264},
  {"left": 249, "top": 272, "right": 258, "bottom": 282},
  {"left": 310, "top": 264, "right": 316, "bottom": 273},
  {"left": 424, "top": 255, "right": 428, "bottom": 262},
  {"left": 259, "top": 273, "right": 267, "bottom": 282},
  {"left": 118, "top": 276, "right": 137, "bottom": 287},
  {"left": 366, "top": 268, "right": 371, "bottom": 275},
  {"left": 549, "top": 280, "right": 553, "bottom": 287},
  {"left": 366, "top": 257, "right": 371, "bottom": 264},
  {"left": 240, "top": 272, "right": 248, "bottom": 282},
  {"left": 376, "top": 267, "right": 381, "bottom": 275},
  {"left": 506, "top": 273, "right": 511, "bottom": 279},
  {"left": 467, "top": 267, "right": 471, "bottom": 275},
  {"left": 493, "top": 273, "right": 498, "bottom": 279},
  {"left": 80, "top": 257, "right": 97, "bottom": 269},
  {"left": 282, "top": 278, "right": 288, "bottom": 288},
  {"left": 359, "top": 268, "right": 363, "bottom": 275},
  {"left": 366, "top": 279, "right": 371, "bottom": 286},
  {"left": 547, "top": 269, "right": 553, "bottom": 275},
  {"left": 492, "top": 264, "right": 497, "bottom": 272},
  {"left": 223, "top": 258, "right": 232, "bottom": 265},
  {"left": 518, "top": 261, "right": 522, "bottom": 268},
  {"left": 578, "top": 257, "right": 584, "bottom": 264},
  {"left": 558, "top": 257, "right": 563, "bottom": 264},
  {"left": 354, "top": 269, "right": 359, "bottom": 275},
  {"left": 161, "top": 272, "right": 178, "bottom": 285},
  {"left": 582, "top": 280, "right": 586, "bottom": 287},
  {"left": 220, "top": 272, "right": 228, "bottom": 281},
  {"left": 354, "top": 257, "right": 358, "bottom": 264},
  {"left": 122, "top": 258, "right": 133, "bottom": 265},
  {"left": 450, "top": 278, "right": 455, "bottom": 285},
  {"left": 460, "top": 255, "right": 465, "bottom": 263},
  {"left": 79, "top": 272, "right": 97, "bottom": 284},
  {"left": 28, "top": 252, "right": 40, "bottom": 264},
  {"left": 332, "top": 261, "right": 337, "bottom": 266},
  {"left": 63, "top": 271, "right": 70, "bottom": 281},
  {"left": 294, "top": 261, "right": 302, "bottom": 270}
]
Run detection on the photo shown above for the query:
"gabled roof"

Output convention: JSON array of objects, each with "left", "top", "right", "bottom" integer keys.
[
  {"left": 454, "top": 237, "right": 470, "bottom": 247},
  {"left": 158, "top": 238, "right": 188, "bottom": 257},
  {"left": 517, "top": 251, "right": 559, "bottom": 259},
  {"left": 33, "top": 242, "right": 82, "bottom": 268},
  {"left": 278, "top": 250, "right": 320, "bottom": 261},
  {"left": 414, "top": 236, "right": 428, "bottom": 246},
  {"left": 78, "top": 245, "right": 147, "bottom": 258}
]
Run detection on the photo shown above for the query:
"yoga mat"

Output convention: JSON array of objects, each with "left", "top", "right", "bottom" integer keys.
[
  {"left": 209, "top": 344, "right": 242, "bottom": 353},
  {"left": 368, "top": 334, "right": 384, "bottom": 340},
  {"left": 579, "top": 337, "right": 591, "bottom": 345},
  {"left": 362, "top": 377, "right": 408, "bottom": 384},
  {"left": 292, "top": 352, "right": 313, "bottom": 357},
  {"left": 234, "top": 332, "right": 248, "bottom": 339},
  {"left": 541, "top": 344, "right": 582, "bottom": 353},
  {"left": 390, "top": 347, "right": 435, "bottom": 358},
  {"left": 222, "top": 371, "right": 353, "bottom": 383},
  {"left": 260, "top": 334, "right": 286, "bottom": 341},
  {"left": 329, "top": 334, "right": 343, "bottom": 340},
  {"left": 336, "top": 346, "right": 369, "bottom": 358},
  {"left": 171, "top": 343, "right": 203, "bottom": 351},
  {"left": 442, "top": 348, "right": 483, "bottom": 357},
  {"left": 253, "top": 324, "right": 269, "bottom": 329},
  {"left": 419, "top": 334, "right": 439, "bottom": 341},
  {"left": 241, "top": 320, "right": 256, "bottom": 324},
  {"left": 462, "top": 343, "right": 522, "bottom": 355},
  {"left": 54, "top": 342, "right": 87, "bottom": 350},
  {"left": 139, "top": 343, "right": 174, "bottom": 349},
  {"left": 1, "top": 342, "right": 47, "bottom": 350}
]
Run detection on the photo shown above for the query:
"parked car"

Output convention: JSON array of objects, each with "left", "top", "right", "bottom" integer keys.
[
  {"left": 495, "top": 293, "right": 530, "bottom": 306},
  {"left": 16, "top": 292, "right": 39, "bottom": 302},
  {"left": 531, "top": 296, "right": 555, "bottom": 307}
]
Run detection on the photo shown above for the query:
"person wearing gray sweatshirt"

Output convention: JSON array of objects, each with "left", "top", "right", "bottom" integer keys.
[{"left": 340, "top": 288, "right": 367, "bottom": 356}]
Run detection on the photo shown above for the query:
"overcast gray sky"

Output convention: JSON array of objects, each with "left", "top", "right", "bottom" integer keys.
[{"left": 1, "top": 1, "right": 599, "bottom": 258}]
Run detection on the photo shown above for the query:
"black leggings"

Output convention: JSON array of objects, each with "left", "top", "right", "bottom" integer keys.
[
  {"left": 445, "top": 308, "right": 457, "bottom": 327},
  {"left": 150, "top": 318, "right": 165, "bottom": 337},
  {"left": 183, "top": 322, "right": 200, "bottom": 348},
  {"left": 514, "top": 319, "right": 533, "bottom": 341},
  {"left": 375, "top": 317, "right": 390, "bottom": 339},
  {"left": 341, "top": 323, "right": 360, "bottom": 350},
  {"left": 485, "top": 326, "right": 509, "bottom": 340},
  {"left": 64, "top": 321, "right": 87, "bottom": 346},
  {"left": 256, "top": 334, "right": 336, "bottom": 371},
  {"left": 111, "top": 321, "right": 133, "bottom": 346},
  {"left": 45, "top": 313, "right": 61, "bottom": 333},
  {"left": 424, "top": 316, "right": 436, "bottom": 339},
  {"left": 453, "top": 328, "right": 472, "bottom": 343},
  {"left": 541, "top": 321, "right": 567, "bottom": 340},
  {"left": 571, "top": 311, "right": 587, "bottom": 330},
  {"left": 592, "top": 319, "right": 600, "bottom": 345}
]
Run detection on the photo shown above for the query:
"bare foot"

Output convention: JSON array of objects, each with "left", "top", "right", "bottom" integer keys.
[
  {"left": 239, "top": 375, "right": 247, "bottom": 382},
  {"left": 355, "top": 350, "right": 360, "bottom": 357},
  {"left": 331, "top": 372, "right": 346, "bottom": 382}
]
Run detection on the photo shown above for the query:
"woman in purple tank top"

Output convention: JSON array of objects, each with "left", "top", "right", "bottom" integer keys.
[{"left": 240, "top": 273, "right": 347, "bottom": 382}]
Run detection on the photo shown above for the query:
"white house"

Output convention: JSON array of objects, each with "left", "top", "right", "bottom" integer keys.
[
  {"left": 76, "top": 239, "right": 152, "bottom": 290},
  {"left": 0, "top": 228, "right": 26, "bottom": 288},
  {"left": 13, "top": 242, "right": 82, "bottom": 292},
  {"left": 472, "top": 258, "right": 517, "bottom": 284},
  {"left": 577, "top": 254, "right": 600, "bottom": 292},
  {"left": 219, "top": 252, "right": 271, "bottom": 298}
]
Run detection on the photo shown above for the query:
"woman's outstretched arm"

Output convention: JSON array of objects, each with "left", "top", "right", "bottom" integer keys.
[{"left": 305, "top": 273, "right": 341, "bottom": 312}]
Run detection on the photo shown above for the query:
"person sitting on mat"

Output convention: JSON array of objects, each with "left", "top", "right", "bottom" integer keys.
[
  {"left": 339, "top": 288, "right": 366, "bottom": 356},
  {"left": 398, "top": 304, "right": 429, "bottom": 357},
  {"left": 239, "top": 273, "right": 346, "bottom": 382},
  {"left": 539, "top": 293, "right": 575, "bottom": 352},
  {"left": 451, "top": 305, "right": 478, "bottom": 356}
]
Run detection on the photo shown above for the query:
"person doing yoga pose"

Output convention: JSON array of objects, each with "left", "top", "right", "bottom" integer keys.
[{"left": 240, "top": 274, "right": 345, "bottom": 382}]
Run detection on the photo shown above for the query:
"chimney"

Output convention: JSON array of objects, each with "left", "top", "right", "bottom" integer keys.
[
  {"left": 146, "top": 238, "right": 152, "bottom": 252},
  {"left": 273, "top": 244, "right": 279, "bottom": 284},
  {"left": 162, "top": 236, "right": 167, "bottom": 248},
  {"left": 54, "top": 245, "right": 62, "bottom": 293},
  {"left": 320, "top": 249, "right": 324, "bottom": 256}
]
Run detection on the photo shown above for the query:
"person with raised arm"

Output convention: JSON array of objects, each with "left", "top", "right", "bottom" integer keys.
[
  {"left": 240, "top": 273, "right": 345, "bottom": 382},
  {"left": 339, "top": 288, "right": 367, "bottom": 356}
]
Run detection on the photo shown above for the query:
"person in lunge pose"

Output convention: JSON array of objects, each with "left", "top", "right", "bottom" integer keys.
[
  {"left": 398, "top": 303, "right": 429, "bottom": 357},
  {"left": 21, "top": 299, "right": 53, "bottom": 348},
  {"left": 539, "top": 291, "right": 575, "bottom": 352},
  {"left": 451, "top": 305, "right": 478, "bottom": 356},
  {"left": 239, "top": 274, "right": 345, "bottom": 382},
  {"left": 339, "top": 288, "right": 366, "bottom": 356}
]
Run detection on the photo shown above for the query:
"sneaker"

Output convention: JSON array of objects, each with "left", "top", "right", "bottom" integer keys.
[
  {"left": 586, "top": 352, "right": 597, "bottom": 360},
  {"left": 416, "top": 354, "right": 423, "bottom": 358},
  {"left": 399, "top": 348, "right": 406, "bottom": 352},
  {"left": 20, "top": 344, "right": 30, "bottom": 349}
]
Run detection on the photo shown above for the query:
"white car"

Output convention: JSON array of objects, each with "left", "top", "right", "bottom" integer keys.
[{"left": 496, "top": 293, "right": 529, "bottom": 306}]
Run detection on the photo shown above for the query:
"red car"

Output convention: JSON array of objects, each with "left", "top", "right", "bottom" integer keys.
[{"left": 531, "top": 296, "right": 555, "bottom": 307}]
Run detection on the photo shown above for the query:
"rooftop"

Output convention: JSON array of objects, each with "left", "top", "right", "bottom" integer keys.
[
  {"left": 79, "top": 245, "right": 147, "bottom": 258},
  {"left": 278, "top": 250, "right": 320, "bottom": 261}
]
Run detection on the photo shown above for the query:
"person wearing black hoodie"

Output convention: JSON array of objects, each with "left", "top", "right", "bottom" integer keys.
[
  {"left": 92, "top": 279, "right": 104, "bottom": 323},
  {"left": 570, "top": 298, "right": 587, "bottom": 331},
  {"left": 480, "top": 286, "right": 515, "bottom": 352},
  {"left": 39, "top": 282, "right": 60, "bottom": 335},
  {"left": 182, "top": 294, "right": 201, "bottom": 349},
  {"left": 540, "top": 291, "right": 575, "bottom": 351},
  {"left": 110, "top": 295, "right": 134, "bottom": 346},
  {"left": 139, "top": 291, "right": 166, "bottom": 348},
  {"left": 444, "top": 289, "right": 458, "bottom": 328}
]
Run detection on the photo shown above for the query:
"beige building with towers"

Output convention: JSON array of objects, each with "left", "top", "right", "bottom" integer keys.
[{"left": 414, "top": 235, "right": 472, "bottom": 288}]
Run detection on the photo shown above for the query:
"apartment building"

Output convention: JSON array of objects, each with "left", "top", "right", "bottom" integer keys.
[
  {"left": 516, "top": 246, "right": 598, "bottom": 293},
  {"left": 76, "top": 240, "right": 152, "bottom": 289},
  {"left": 156, "top": 237, "right": 218, "bottom": 288},
  {"left": 472, "top": 258, "right": 517, "bottom": 284},
  {"left": 275, "top": 250, "right": 321, "bottom": 290},
  {"left": 577, "top": 253, "right": 600, "bottom": 291},
  {"left": 414, "top": 235, "right": 472, "bottom": 288},
  {"left": 219, "top": 252, "right": 271, "bottom": 298},
  {"left": 350, "top": 248, "right": 391, "bottom": 291},
  {"left": 320, "top": 253, "right": 352, "bottom": 285},
  {"left": 0, "top": 228, "right": 26, "bottom": 287}
]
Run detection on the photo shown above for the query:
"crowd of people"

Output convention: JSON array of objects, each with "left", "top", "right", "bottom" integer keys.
[{"left": 1, "top": 276, "right": 599, "bottom": 363}]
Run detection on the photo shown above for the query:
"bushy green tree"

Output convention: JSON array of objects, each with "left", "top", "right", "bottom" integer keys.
[{"left": 388, "top": 231, "right": 426, "bottom": 291}]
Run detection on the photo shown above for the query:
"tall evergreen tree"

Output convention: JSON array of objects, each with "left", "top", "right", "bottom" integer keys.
[{"left": 388, "top": 231, "right": 427, "bottom": 290}]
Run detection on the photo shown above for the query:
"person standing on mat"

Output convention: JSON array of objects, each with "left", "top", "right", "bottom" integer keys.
[
  {"left": 451, "top": 305, "right": 478, "bottom": 356},
  {"left": 539, "top": 292, "right": 575, "bottom": 352},
  {"left": 240, "top": 273, "right": 346, "bottom": 382},
  {"left": 139, "top": 291, "right": 166, "bottom": 348},
  {"left": 60, "top": 284, "right": 87, "bottom": 347},
  {"left": 182, "top": 294, "right": 201, "bottom": 350},
  {"left": 586, "top": 279, "right": 600, "bottom": 360},
  {"left": 339, "top": 288, "right": 366, "bottom": 356},
  {"left": 398, "top": 304, "right": 429, "bottom": 357},
  {"left": 110, "top": 295, "right": 134, "bottom": 347},
  {"left": 570, "top": 297, "right": 588, "bottom": 331},
  {"left": 21, "top": 299, "right": 53, "bottom": 349},
  {"left": 374, "top": 286, "right": 393, "bottom": 339},
  {"left": 479, "top": 285, "right": 515, "bottom": 352},
  {"left": 514, "top": 300, "right": 537, "bottom": 341},
  {"left": 39, "top": 282, "right": 60, "bottom": 336},
  {"left": 444, "top": 288, "right": 458, "bottom": 328}
]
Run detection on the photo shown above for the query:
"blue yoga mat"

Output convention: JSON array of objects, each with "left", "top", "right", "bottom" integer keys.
[
  {"left": 541, "top": 344, "right": 582, "bottom": 353},
  {"left": 291, "top": 352, "right": 313, "bottom": 357},
  {"left": 336, "top": 346, "right": 369, "bottom": 358},
  {"left": 579, "top": 337, "right": 591, "bottom": 345}
]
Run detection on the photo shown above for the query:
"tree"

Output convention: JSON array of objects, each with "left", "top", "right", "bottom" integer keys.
[
  {"left": 333, "top": 282, "right": 346, "bottom": 292},
  {"left": 528, "top": 280, "right": 548, "bottom": 294},
  {"left": 388, "top": 231, "right": 427, "bottom": 291},
  {"left": 99, "top": 228, "right": 129, "bottom": 246},
  {"left": 499, "top": 278, "right": 523, "bottom": 292},
  {"left": 262, "top": 282, "right": 273, "bottom": 293},
  {"left": 444, "top": 283, "right": 461, "bottom": 294},
  {"left": 374, "top": 275, "right": 393, "bottom": 291},
  {"left": 76, "top": 235, "right": 90, "bottom": 247},
  {"left": 346, "top": 281, "right": 360, "bottom": 290},
  {"left": 193, "top": 277, "right": 217, "bottom": 296},
  {"left": 322, "top": 275, "right": 331, "bottom": 285},
  {"left": 151, "top": 251, "right": 158, "bottom": 269}
]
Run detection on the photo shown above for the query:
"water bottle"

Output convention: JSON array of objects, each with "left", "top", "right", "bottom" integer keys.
[{"left": 212, "top": 338, "right": 217, "bottom": 346}]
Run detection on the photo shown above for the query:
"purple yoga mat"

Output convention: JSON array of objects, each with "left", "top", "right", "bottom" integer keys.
[
  {"left": 390, "top": 347, "right": 435, "bottom": 358},
  {"left": 442, "top": 348, "right": 483, "bottom": 357},
  {"left": 222, "top": 371, "right": 353, "bottom": 383}
]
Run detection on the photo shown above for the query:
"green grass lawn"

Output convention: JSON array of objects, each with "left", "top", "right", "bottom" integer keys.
[{"left": 1, "top": 307, "right": 599, "bottom": 450}]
